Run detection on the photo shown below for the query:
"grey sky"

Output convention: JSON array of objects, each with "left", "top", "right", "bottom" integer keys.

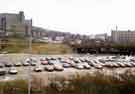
[{"left": 0, "top": 0, "right": 135, "bottom": 35}]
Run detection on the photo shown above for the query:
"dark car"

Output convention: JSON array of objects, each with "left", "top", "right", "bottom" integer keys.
[
  {"left": 14, "top": 62, "right": 22, "bottom": 67},
  {"left": 5, "top": 62, "right": 13, "bottom": 67},
  {"left": 0, "top": 63, "right": 4, "bottom": 68},
  {"left": 30, "top": 62, "right": 37, "bottom": 66},
  {"left": 0, "top": 68, "right": 6, "bottom": 75},
  {"left": 63, "top": 63, "right": 71, "bottom": 68}
]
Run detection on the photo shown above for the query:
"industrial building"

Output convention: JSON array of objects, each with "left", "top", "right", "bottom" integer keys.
[
  {"left": 0, "top": 11, "right": 32, "bottom": 37},
  {"left": 111, "top": 30, "right": 135, "bottom": 45}
]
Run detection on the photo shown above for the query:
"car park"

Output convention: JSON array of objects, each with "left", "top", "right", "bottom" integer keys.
[
  {"left": 0, "top": 55, "right": 135, "bottom": 77},
  {"left": 8, "top": 67, "right": 18, "bottom": 74}
]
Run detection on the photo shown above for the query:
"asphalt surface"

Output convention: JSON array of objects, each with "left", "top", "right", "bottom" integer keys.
[{"left": 0, "top": 54, "right": 135, "bottom": 82}]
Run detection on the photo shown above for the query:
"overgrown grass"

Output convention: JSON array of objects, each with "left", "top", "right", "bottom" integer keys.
[
  {"left": 1, "top": 37, "right": 73, "bottom": 54},
  {"left": 0, "top": 70, "right": 135, "bottom": 94}
]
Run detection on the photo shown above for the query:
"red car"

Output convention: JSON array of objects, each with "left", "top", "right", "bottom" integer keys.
[{"left": 41, "top": 60, "right": 48, "bottom": 65}]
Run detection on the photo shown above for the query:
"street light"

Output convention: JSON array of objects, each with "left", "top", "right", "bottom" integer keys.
[{"left": 28, "top": 19, "right": 32, "bottom": 94}]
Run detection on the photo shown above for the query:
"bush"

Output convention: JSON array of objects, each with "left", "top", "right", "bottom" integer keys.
[{"left": 1, "top": 71, "right": 135, "bottom": 94}]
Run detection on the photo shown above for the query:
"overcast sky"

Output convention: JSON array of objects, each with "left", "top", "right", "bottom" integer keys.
[{"left": 0, "top": 0, "right": 135, "bottom": 35}]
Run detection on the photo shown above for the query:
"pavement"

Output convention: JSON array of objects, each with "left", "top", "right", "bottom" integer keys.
[{"left": 0, "top": 54, "right": 135, "bottom": 82}]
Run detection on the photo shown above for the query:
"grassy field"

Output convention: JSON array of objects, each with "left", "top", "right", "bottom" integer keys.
[
  {"left": 0, "top": 38, "right": 73, "bottom": 54},
  {"left": 0, "top": 70, "right": 135, "bottom": 94}
]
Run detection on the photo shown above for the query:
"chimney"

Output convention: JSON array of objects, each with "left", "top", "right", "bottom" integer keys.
[{"left": 19, "top": 11, "right": 25, "bottom": 23}]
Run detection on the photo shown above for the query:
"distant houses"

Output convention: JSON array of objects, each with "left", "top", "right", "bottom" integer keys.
[
  {"left": 1, "top": 11, "right": 135, "bottom": 47},
  {"left": 0, "top": 11, "right": 110, "bottom": 45}
]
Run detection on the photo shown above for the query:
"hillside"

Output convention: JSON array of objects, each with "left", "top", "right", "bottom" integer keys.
[{"left": 0, "top": 37, "right": 73, "bottom": 54}]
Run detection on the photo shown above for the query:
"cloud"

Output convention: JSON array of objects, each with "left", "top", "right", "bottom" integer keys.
[{"left": 0, "top": 0, "right": 135, "bottom": 34}]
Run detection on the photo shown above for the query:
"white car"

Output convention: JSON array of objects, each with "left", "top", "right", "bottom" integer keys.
[
  {"left": 22, "top": 61, "right": 30, "bottom": 66},
  {"left": 44, "top": 65, "right": 54, "bottom": 72},
  {"left": 54, "top": 64, "right": 64, "bottom": 71},
  {"left": 14, "top": 62, "right": 22, "bottom": 66},
  {"left": 34, "top": 66, "right": 43, "bottom": 72},
  {"left": 75, "top": 64, "right": 84, "bottom": 69},
  {"left": 82, "top": 62, "right": 91, "bottom": 69},
  {"left": 8, "top": 67, "right": 18, "bottom": 74},
  {"left": 94, "top": 64, "right": 103, "bottom": 69}
]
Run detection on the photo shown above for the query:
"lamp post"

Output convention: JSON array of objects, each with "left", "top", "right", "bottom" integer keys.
[{"left": 28, "top": 19, "right": 32, "bottom": 94}]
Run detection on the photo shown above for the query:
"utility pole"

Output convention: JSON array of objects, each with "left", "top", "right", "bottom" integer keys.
[
  {"left": 28, "top": 19, "right": 32, "bottom": 94},
  {"left": 1, "top": 17, "right": 7, "bottom": 50}
]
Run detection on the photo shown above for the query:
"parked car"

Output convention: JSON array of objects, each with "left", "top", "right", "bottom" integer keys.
[
  {"left": 22, "top": 61, "right": 30, "bottom": 66},
  {"left": 0, "top": 68, "right": 6, "bottom": 75},
  {"left": 40, "top": 57, "right": 46, "bottom": 61},
  {"left": 130, "top": 62, "right": 135, "bottom": 67},
  {"left": 69, "top": 61, "right": 76, "bottom": 67},
  {"left": 75, "top": 64, "right": 84, "bottom": 69},
  {"left": 25, "top": 58, "right": 31, "bottom": 63},
  {"left": 44, "top": 65, "right": 54, "bottom": 72},
  {"left": 5, "top": 62, "right": 13, "bottom": 67},
  {"left": 41, "top": 60, "right": 48, "bottom": 65},
  {"left": 0, "top": 63, "right": 4, "bottom": 68},
  {"left": 82, "top": 62, "right": 91, "bottom": 69},
  {"left": 57, "top": 57, "right": 62, "bottom": 60},
  {"left": 54, "top": 64, "right": 64, "bottom": 71},
  {"left": 8, "top": 67, "right": 18, "bottom": 74},
  {"left": 94, "top": 64, "right": 103, "bottom": 69},
  {"left": 30, "top": 61, "right": 37, "bottom": 66},
  {"left": 63, "top": 63, "right": 71, "bottom": 68},
  {"left": 126, "top": 62, "right": 133, "bottom": 67},
  {"left": 34, "top": 66, "right": 43, "bottom": 72},
  {"left": 14, "top": 62, "right": 22, "bottom": 67},
  {"left": 49, "top": 60, "right": 61, "bottom": 65}
]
